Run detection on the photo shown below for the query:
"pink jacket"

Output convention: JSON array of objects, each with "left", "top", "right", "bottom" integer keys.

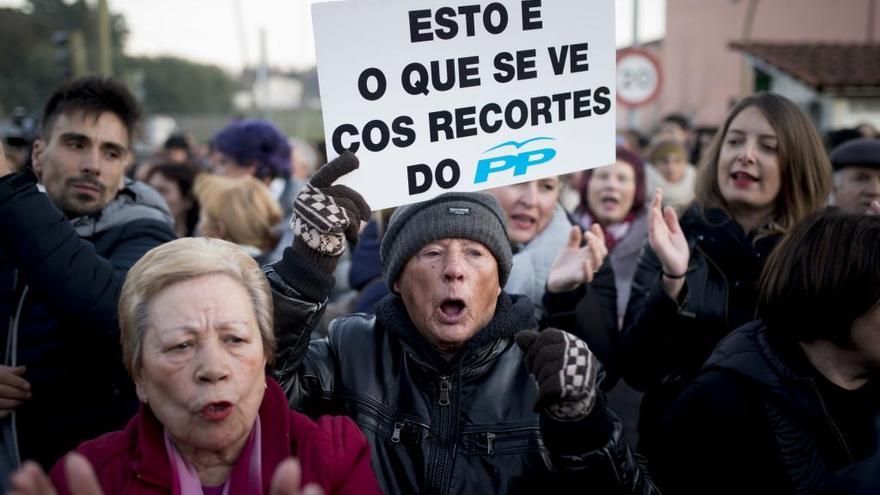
[{"left": 49, "top": 378, "right": 382, "bottom": 495}]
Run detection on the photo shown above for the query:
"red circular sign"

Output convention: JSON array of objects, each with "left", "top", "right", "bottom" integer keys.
[{"left": 616, "top": 48, "right": 663, "bottom": 107}]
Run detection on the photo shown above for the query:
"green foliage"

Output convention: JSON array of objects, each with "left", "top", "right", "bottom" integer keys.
[
  {"left": 0, "top": 0, "right": 233, "bottom": 117},
  {"left": 123, "top": 56, "right": 235, "bottom": 114}
]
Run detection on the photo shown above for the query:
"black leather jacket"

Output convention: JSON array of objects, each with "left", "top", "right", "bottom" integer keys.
[{"left": 267, "top": 265, "right": 656, "bottom": 495}]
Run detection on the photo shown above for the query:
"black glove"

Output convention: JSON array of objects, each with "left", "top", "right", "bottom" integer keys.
[
  {"left": 516, "top": 328, "right": 599, "bottom": 422},
  {"left": 274, "top": 152, "right": 371, "bottom": 301}
]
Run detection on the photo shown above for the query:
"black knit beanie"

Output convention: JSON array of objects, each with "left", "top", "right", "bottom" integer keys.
[{"left": 381, "top": 192, "right": 512, "bottom": 290}]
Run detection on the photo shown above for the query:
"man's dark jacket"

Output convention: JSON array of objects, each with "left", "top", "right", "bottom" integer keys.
[
  {"left": 0, "top": 170, "right": 175, "bottom": 471},
  {"left": 649, "top": 320, "right": 880, "bottom": 495},
  {"left": 266, "top": 265, "right": 656, "bottom": 495}
]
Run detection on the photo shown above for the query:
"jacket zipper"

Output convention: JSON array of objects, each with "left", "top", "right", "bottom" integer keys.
[
  {"left": 428, "top": 375, "right": 453, "bottom": 495},
  {"left": 3, "top": 281, "right": 28, "bottom": 469},
  {"left": 695, "top": 244, "right": 730, "bottom": 326},
  {"left": 391, "top": 422, "right": 403, "bottom": 444},
  {"left": 339, "top": 391, "right": 430, "bottom": 442},
  {"left": 471, "top": 426, "right": 542, "bottom": 455},
  {"left": 439, "top": 376, "right": 450, "bottom": 406},
  {"left": 805, "top": 378, "right": 854, "bottom": 463}
]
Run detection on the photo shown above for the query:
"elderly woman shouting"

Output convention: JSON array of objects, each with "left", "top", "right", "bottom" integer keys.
[{"left": 9, "top": 238, "right": 381, "bottom": 495}]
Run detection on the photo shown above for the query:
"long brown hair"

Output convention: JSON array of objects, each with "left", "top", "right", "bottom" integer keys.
[{"left": 694, "top": 93, "right": 832, "bottom": 237}]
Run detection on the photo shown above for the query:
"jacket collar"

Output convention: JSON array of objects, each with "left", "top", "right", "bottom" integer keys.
[
  {"left": 704, "top": 321, "right": 823, "bottom": 415},
  {"left": 130, "top": 377, "right": 292, "bottom": 493},
  {"left": 375, "top": 291, "right": 537, "bottom": 373},
  {"left": 680, "top": 205, "right": 779, "bottom": 264},
  {"left": 71, "top": 178, "right": 173, "bottom": 237}
]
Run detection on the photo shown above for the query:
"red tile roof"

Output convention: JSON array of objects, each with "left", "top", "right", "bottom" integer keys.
[{"left": 730, "top": 42, "right": 880, "bottom": 92}]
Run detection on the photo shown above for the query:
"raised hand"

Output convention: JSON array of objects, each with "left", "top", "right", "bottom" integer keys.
[
  {"left": 647, "top": 189, "right": 689, "bottom": 296},
  {"left": 546, "top": 224, "right": 608, "bottom": 293},
  {"left": 0, "top": 365, "right": 31, "bottom": 418},
  {"left": 515, "top": 328, "right": 599, "bottom": 422},
  {"left": 868, "top": 200, "right": 880, "bottom": 216},
  {"left": 291, "top": 151, "right": 372, "bottom": 256},
  {"left": 9, "top": 453, "right": 103, "bottom": 495},
  {"left": 270, "top": 458, "right": 326, "bottom": 495},
  {"left": 9, "top": 455, "right": 327, "bottom": 495}
]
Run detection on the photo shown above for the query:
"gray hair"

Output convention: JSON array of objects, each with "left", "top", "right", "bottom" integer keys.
[{"left": 118, "top": 237, "right": 275, "bottom": 376}]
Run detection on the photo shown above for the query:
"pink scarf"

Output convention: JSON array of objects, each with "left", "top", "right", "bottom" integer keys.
[
  {"left": 163, "top": 416, "right": 263, "bottom": 495},
  {"left": 577, "top": 211, "right": 636, "bottom": 252}
]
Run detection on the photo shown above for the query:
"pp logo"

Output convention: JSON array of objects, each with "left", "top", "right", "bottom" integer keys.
[{"left": 474, "top": 137, "right": 557, "bottom": 184}]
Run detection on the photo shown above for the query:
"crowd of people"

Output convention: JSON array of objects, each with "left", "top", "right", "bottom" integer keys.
[{"left": 0, "top": 74, "right": 879, "bottom": 495}]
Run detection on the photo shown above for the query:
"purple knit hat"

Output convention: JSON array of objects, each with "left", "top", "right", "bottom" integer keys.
[{"left": 212, "top": 119, "right": 292, "bottom": 179}]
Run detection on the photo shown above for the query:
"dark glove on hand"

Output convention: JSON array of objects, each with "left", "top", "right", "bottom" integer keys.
[
  {"left": 515, "top": 328, "right": 599, "bottom": 422},
  {"left": 274, "top": 152, "right": 371, "bottom": 301},
  {"left": 291, "top": 151, "right": 371, "bottom": 255}
]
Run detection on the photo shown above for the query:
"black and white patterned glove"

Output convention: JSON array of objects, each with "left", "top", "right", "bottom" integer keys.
[
  {"left": 272, "top": 152, "right": 371, "bottom": 301},
  {"left": 291, "top": 151, "right": 371, "bottom": 255},
  {"left": 515, "top": 328, "right": 599, "bottom": 422}
]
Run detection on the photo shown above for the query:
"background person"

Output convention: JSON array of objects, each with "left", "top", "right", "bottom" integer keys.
[
  {"left": 210, "top": 119, "right": 295, "bottom": 217},
  {"left": 650, "top": 211, "right": 880, "bottom": 495},
  {"left": 8, "top": 237, "right": 381, "bottom": 495},
  {"left": 621, "top": 92, "right": 833, "bottom": 452},
  {"left": 645, "top": 139, "right": 696, "bottom": 211},
  {"left": 829, "top": 138, "right": 880, "bottom": 214},
  {"left": 656, "top": 113, "right": 691, "bottom": 145},
  {"left": 194, "top": 174, "right": 283, "bottom": 264},
  {"left": 568, "top": 147, "right": 650, "bottom": 446},
  {"left": 574, "top": 146, "right": 649, "bottom": 322},
  {"left": 161, "top": 133, "right": 193, "bottom": 166},
  {"left": 145, "top": 163, "right": 201, "bottom": 238},
  {"left": 489, "top": 176, "right": 607, "bottom": 318}
]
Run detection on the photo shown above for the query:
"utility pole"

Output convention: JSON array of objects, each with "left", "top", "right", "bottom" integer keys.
[
  {"left": 739, "top": 0, "right": 760, "bottom": 97},
  {"left": 70, "top": 30, "right": 88, "bottom": 77},
  {"left": 232, "top": 0, "right": 259, "bottom": 114},
  {"left": 627, "top": 0, "right": 641, "bottom": 131},
  {"left": 97, "top": 0, "right": 113, "bottom": 76},
  {"left": 258, "top": 28, "right": 271, "bottom": 120}
]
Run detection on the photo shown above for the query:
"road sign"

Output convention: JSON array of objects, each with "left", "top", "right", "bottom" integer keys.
[{"left": 616, "top": 48, "right": 662, "bottom": 107}]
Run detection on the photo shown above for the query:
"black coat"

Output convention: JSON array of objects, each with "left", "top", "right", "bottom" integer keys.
[
  {"left": 0, "top": 171, "right": 175, "bottom": 469},
  {"left": 620, "top": 206, "right": 778, "bottom": 445},
  {"left": 267, "top": 262, "right": 657, "bottom": 495},
  {"left": 649, "top": 321, "right": 880, "bottom": 495}
]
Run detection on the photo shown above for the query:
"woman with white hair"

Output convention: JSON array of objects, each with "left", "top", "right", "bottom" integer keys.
[{"left": 9, "top": 238, "right": 381, "bottom": 495}]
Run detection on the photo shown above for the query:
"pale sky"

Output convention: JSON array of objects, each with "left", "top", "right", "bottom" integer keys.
[{"left": 0, "top": 0, "right": 664, "bottom": 73}]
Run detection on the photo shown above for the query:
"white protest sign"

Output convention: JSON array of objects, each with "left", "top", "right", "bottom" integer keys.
[{"left": 312, "top": 0, "right": 616, "bottom": 210}]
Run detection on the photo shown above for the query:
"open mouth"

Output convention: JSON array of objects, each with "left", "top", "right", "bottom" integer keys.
[
  {"left": 510, "top": 214, "right": 536, "bottom": 230},
  {"left": 730, "top": 171, "right": 759, "bottom": 187},
  {"left": 438, "top": 298, "right": 466, "bottom": 324},
  {"left": 200, "top": 401, "right": 233, "bottom": 421},
  {"left": 600, "top": 196, "right": 620, "bottom": 208}
]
